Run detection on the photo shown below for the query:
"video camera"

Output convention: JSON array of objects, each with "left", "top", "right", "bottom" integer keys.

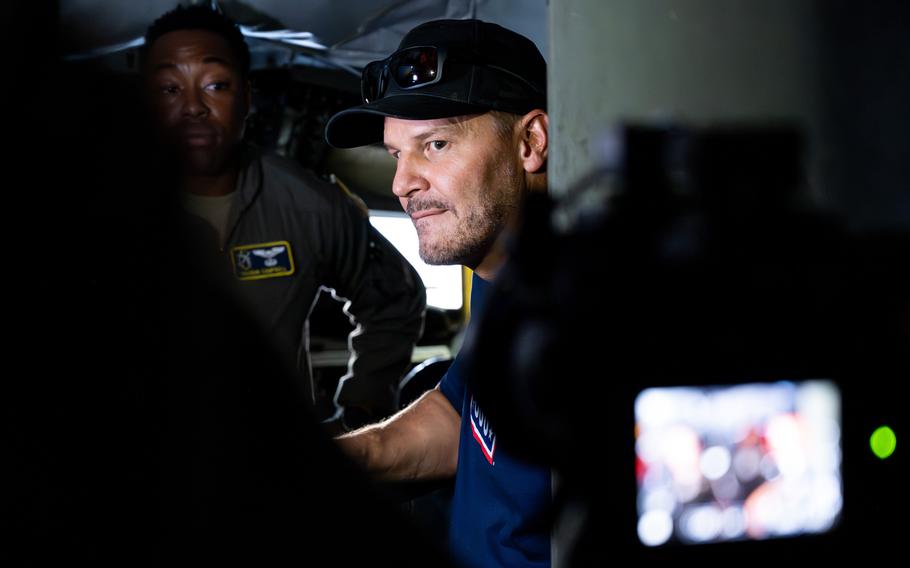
[{"left": 463, "top": 125, "right": 907, "bottom": 564}]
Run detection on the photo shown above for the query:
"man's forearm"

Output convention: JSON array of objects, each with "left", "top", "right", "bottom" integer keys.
[
  {"left": 335, "top": 388, "right": 460, "bottom": 481},
  {"left": 336, "top": 423, "right": 383, "bottom": 473}
]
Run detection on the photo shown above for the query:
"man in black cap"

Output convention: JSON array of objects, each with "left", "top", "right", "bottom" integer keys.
[
  {"left": 140, "top": 6, "right": 426, "bottom": 429},
  {"left": 327, "top": 19, "right": 551, "bottom": 568}
]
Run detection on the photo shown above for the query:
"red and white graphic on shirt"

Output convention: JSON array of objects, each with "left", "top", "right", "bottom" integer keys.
[{"left": 469, "top": 395, "right": 496, "bottom": 465}]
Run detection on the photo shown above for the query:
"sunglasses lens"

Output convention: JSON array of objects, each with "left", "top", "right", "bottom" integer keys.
[
  {"left": 392, "top": 47, "right": 440, "bottom": 88},
  {"left": 361, "top": 47, "right": 443, "bottom": 102},
  {"left": 361, "top": 61, "right": 384, "bottom": 102}
]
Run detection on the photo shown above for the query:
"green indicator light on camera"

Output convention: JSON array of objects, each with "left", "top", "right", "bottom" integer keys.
[{"left": 870, "top": 426, "right": 896, "bottom": 460}]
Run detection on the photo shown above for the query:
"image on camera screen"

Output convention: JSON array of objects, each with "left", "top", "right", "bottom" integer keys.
[{"left": 634, "top": 380, "right": 842, "bottom": 547}]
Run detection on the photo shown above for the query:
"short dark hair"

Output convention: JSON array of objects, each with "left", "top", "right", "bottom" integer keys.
[
  {"left": 141, "top": 5, "right": 250, "bottom": 77},
  {"left": 488, "top": 110, "right": 522, "bottom": 143}
]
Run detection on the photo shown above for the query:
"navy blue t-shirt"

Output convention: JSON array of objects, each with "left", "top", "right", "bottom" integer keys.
[{"left": 439, "top": 274, "right": 551, "bottom": 568}]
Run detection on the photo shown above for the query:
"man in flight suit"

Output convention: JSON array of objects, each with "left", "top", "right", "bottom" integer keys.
[{"left": 141, "top": 5, "right": 426, "bottom": 428}]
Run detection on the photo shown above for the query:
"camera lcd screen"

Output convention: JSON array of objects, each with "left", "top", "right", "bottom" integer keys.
[{"left": 634, "top": 380, "right": 842, "bottom": 547}]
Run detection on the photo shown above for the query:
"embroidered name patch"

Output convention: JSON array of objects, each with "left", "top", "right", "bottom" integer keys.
[
  {"left": 230, "top": 241, "right": 295, "bottom": 280},
  {"left": 470, "top": 395, "right": 497, "bottom": 465}
]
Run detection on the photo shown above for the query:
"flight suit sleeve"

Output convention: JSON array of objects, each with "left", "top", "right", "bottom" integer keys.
[{"left": 320, "top": 185, "right": 427, "bottom": 424}]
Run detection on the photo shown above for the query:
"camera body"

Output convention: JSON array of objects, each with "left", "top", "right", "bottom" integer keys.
[{"left": 464, "top": 125, "right": 907, "bottom": 563}]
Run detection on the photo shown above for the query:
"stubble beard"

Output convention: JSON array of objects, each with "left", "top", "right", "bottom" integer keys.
[{"left": 417, "top": 159, "right": 523, "bottom": 268}]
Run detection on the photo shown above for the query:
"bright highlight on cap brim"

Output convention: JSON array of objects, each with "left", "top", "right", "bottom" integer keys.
[{"left": 870, "top": 426, "right": 896, "bottom": 459}]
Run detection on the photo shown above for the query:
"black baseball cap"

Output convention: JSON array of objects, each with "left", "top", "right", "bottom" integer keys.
[{"left": 324, "top": 19, "right": 547, "bottom": 148}]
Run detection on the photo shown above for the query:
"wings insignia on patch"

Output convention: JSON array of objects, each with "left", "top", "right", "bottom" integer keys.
[{"left": 230, "top": 241, "right": 295, "bottom": 280}]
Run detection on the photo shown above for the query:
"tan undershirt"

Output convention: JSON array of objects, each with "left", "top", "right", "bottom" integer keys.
[{"left": 182, "top": 191, "right": 236, "bottom": 246}]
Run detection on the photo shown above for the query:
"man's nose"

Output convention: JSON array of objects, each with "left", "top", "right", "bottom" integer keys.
[
  {"left": 391, "top": 154, "right": 429, "bottom": 199},
  {"left": 181, "top": 85, "right": 209, "bottom": 118}
]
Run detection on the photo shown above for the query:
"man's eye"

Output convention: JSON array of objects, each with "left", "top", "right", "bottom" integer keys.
[
  {"left": 429, "top": 140, "right": 447, "bottom": 151},
  {"left": 206, "top": 81, "right": 231, "bottom": 91},
  {"left": 160, "top": 85, "right": 179, "bottom": 95}
]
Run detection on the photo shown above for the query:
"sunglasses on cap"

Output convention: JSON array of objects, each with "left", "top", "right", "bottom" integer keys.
[
  {"left": 361, "top": 46, "right": 451, "bottom": 103},
  {"left": 361, "top": 45, "right": 544, "bottom": 104}
]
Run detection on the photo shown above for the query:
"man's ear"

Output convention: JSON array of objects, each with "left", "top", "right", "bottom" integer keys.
[{"left": 518, "top": 109, "right": 549, "bottom": 174}]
